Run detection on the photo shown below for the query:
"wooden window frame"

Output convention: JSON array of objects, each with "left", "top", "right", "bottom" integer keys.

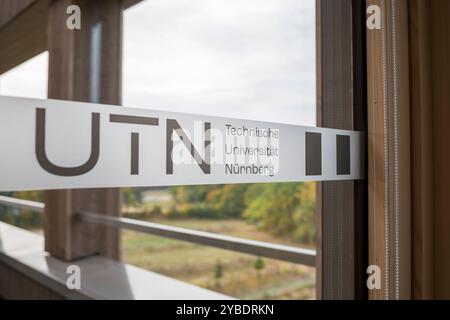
[{"left": 316, "top": 0, "right": 368, "bottom": 300}]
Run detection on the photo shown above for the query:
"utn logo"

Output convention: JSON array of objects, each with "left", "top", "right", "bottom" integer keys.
[{"left": 35, "top": 108, "right": 211, "bottom": 177}]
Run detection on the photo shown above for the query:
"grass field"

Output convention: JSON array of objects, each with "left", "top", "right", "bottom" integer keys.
[{"left": 122, "top": 217, "right": 315, "bottom": 300}]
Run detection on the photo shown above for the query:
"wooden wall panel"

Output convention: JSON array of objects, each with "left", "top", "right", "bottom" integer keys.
[
  {"left": 366, "top": 0, "right": 411, "bottom": 299},
  {"left": 0, "top": 263, "right": 63, "bottom": 300},
  {"left": 429, "top": 0, "right": 450, "bottom": 300},
  {"left": 368, "top": 0, "right": 450, "bottom": 300},
  {"left": 408, "top": 0, "right": 434, "bottom": 299}
]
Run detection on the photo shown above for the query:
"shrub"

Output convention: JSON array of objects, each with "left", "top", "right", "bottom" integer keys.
[{"left": 176, "top": 202, "right": 217, "bottom": 219}]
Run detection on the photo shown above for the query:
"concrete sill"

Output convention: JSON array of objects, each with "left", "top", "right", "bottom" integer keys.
[{"left": 0, "top": 222, "right": 231, "bottom": 300}]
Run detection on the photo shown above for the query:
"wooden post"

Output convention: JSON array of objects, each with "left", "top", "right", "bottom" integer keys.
[
  {"left": 316, "top": 0, "right": 368, "bottom": 299},
  {"left": 44, "top": 0, "right": 123, "bottom": 261}
]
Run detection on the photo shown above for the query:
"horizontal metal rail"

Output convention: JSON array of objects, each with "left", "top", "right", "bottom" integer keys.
[
  {"left": 0, "top": 196, "right": 316, "bottom": 266},
  {"left": 0, "top": 195, "right": 45, "bottom": 213},
  {"left": 76, "top": 211, "right": 316, "bottom": 266}
]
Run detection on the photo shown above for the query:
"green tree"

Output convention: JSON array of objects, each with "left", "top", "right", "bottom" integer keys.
[
  {"left": 214, "top": 259, "right": 224, "bottom": 287},
  {"left": 208, "top": 184, "right": 250, "bottom": 218},
  {"left": 12, "top": 190, "right": 43, "bottom": 202},
  {"left": 168, "top": 182, "right": 316, "bottom": 246},
  {"left": 243, "top": 182, "right": 316, "bottom": 245},
  {"left": 293, "top": 182, "right": 316, "bottom": 244},
  {"left": 171, "top": 185, "right": 217, "bottom": 204},
  {"left": 170, "top": 184, "right": 251, "bottom": 219},
  {"left": 122, "top": 188, "right": 142, "bottom": 206},
  {"left": 253, "top": 257, "right": 265, "bottom": 278},
  {"left": 243, "top": 183, "right": 300, "bottom": 235}
]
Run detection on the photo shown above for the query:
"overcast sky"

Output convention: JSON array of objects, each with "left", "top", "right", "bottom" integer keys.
[{"left": 0, "top": 0, "right": 316, "bottom": 126}]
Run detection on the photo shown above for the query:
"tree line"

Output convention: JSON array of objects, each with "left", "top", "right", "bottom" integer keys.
[
  {"left": 168, "top": 182, "right": 316, "bottom": 245},
  {"left": 1, "top": 182, "right": 317, "bottom": 246}
]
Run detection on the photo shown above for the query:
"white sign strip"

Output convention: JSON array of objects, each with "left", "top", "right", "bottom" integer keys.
[{"left": 0, "top": 96, "right": 364, "bottom": 191}]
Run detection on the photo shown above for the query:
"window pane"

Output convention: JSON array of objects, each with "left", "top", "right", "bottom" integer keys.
[
  {"left": 122, "top": 0, "right": 316, "bottom": 300},
  {"left": 0, "top": 51, "right": 48, "bottom": 99},
  {"left": 123, "top": 0, "right": 316, "bottom": 125},
  {"left": 0, "top": 52, "right": 48, "bottom": 232}
]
